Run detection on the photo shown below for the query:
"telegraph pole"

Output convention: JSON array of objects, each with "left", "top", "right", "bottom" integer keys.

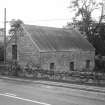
[
  {"left": 102, "top": 0, "right": 105, "bottom": 22},
  {"left": 4, "top": 8, "right": 6, "bottom": 64}
]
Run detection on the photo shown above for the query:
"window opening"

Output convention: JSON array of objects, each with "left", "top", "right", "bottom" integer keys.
[
  {"left": 70, "top": 62, "right": 74, "bottom": 71},
  {"left": 12, "top": 44, "right": 17, "bottom": 60},
  {"left": 86, "top": 60, "right": 90, "bottom": 68},
  {"left": 50, "top": 63, "right": 55, "bottom": 70}
]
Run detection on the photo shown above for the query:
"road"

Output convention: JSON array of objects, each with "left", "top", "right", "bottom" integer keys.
[{"left": 0, "top": 78, "right": 104, "bottom": 105}]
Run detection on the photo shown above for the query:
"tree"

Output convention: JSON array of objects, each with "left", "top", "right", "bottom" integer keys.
[
  {"left": 9, "top": 19, "right": 23, "bottom": 35},
  {"left": 93, "top": 23, "right": 105, "bottom": 55},
  {"left": 67, "top": 0, "right": 105, "bottom": 55},
  {"left": 9, "top": 19, "right": 23, "bottom": 45},
  {"left": 68, "top": 0, "right": 104, "bottom": 41}
]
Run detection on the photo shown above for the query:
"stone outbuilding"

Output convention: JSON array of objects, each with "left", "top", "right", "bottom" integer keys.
[{"left": 6, "top": 24, "right": 95, "bottom": 71}]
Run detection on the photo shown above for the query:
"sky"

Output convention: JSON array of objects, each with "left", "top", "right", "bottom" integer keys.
[
  {"left": 0, "top": 0, "right": 103, "bottom": 30},
  {"left": 0, "top": 0, "right": 73, "bottom": 28}
]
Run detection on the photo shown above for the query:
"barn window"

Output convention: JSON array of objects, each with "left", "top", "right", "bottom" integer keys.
[
  {"left": 50, "top": 63, "right": 55, "bottom": 70},
  {"left": 70, "top": 62, "right": 74, "bottom": 71},
  {"left": 12, "top": 44, "right": 17, "bottom": 60},
  {"left": 86, "top": 60, "right": 90, "bottom": 68}
]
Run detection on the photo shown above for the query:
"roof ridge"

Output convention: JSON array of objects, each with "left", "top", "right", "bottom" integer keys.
[{"left": 24, "top": 24, "right": 67, "bottom": 30}]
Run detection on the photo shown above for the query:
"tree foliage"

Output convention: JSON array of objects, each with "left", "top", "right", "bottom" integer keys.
[
  {"left": 67, "top": 0, "right": 105, "bottom": 55},
  {"left": 9, "top": 19, "right": 23, "bottom": 36}
]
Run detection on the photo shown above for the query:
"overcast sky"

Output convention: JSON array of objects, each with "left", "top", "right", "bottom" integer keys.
[
  {"left": 0, "top": 0, "right": 103, "bottom": 29},
  {"left": 0, "top": 0, "right": 72, "bottom": 28}
]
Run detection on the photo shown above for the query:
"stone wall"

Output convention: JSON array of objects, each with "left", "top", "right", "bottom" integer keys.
[
  {"left": 40, "top": 50, "right": 95, "bottom": 71},
  {"left": 6, "top": 31, "right": 40, "bottom": 67}
]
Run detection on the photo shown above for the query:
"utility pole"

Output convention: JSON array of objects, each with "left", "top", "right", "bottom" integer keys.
[
  {"left": 103, "top": 0, "right": 105, "bottom": 21},
  {"left": 4, "top": 8, "right": 6, "bottom": 64},
  {"left": 101, "top": 0, "right": 105, "bottom": 22}
]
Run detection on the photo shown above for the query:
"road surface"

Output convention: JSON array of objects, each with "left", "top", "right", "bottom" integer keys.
[{"left": 0, "top": 78, "right": 104, "bottom": 105}]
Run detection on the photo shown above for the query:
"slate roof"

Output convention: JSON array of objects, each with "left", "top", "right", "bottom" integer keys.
[{"left": 23, "top": 24, "right": 95, "bottom": 52}]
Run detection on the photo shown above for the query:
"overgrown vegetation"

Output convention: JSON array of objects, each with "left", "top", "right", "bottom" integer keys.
[{"left": 0, "top": 63, "right": 105, "bottom": 86}]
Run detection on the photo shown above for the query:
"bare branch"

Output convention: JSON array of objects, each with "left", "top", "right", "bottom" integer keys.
[{"left": 88, "top": 2, "right": 104, "bottom": 35}]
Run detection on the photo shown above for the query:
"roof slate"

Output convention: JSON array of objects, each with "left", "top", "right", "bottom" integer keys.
[{"left": 23, "top": 24, "right": 95, "bottom": 52}]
